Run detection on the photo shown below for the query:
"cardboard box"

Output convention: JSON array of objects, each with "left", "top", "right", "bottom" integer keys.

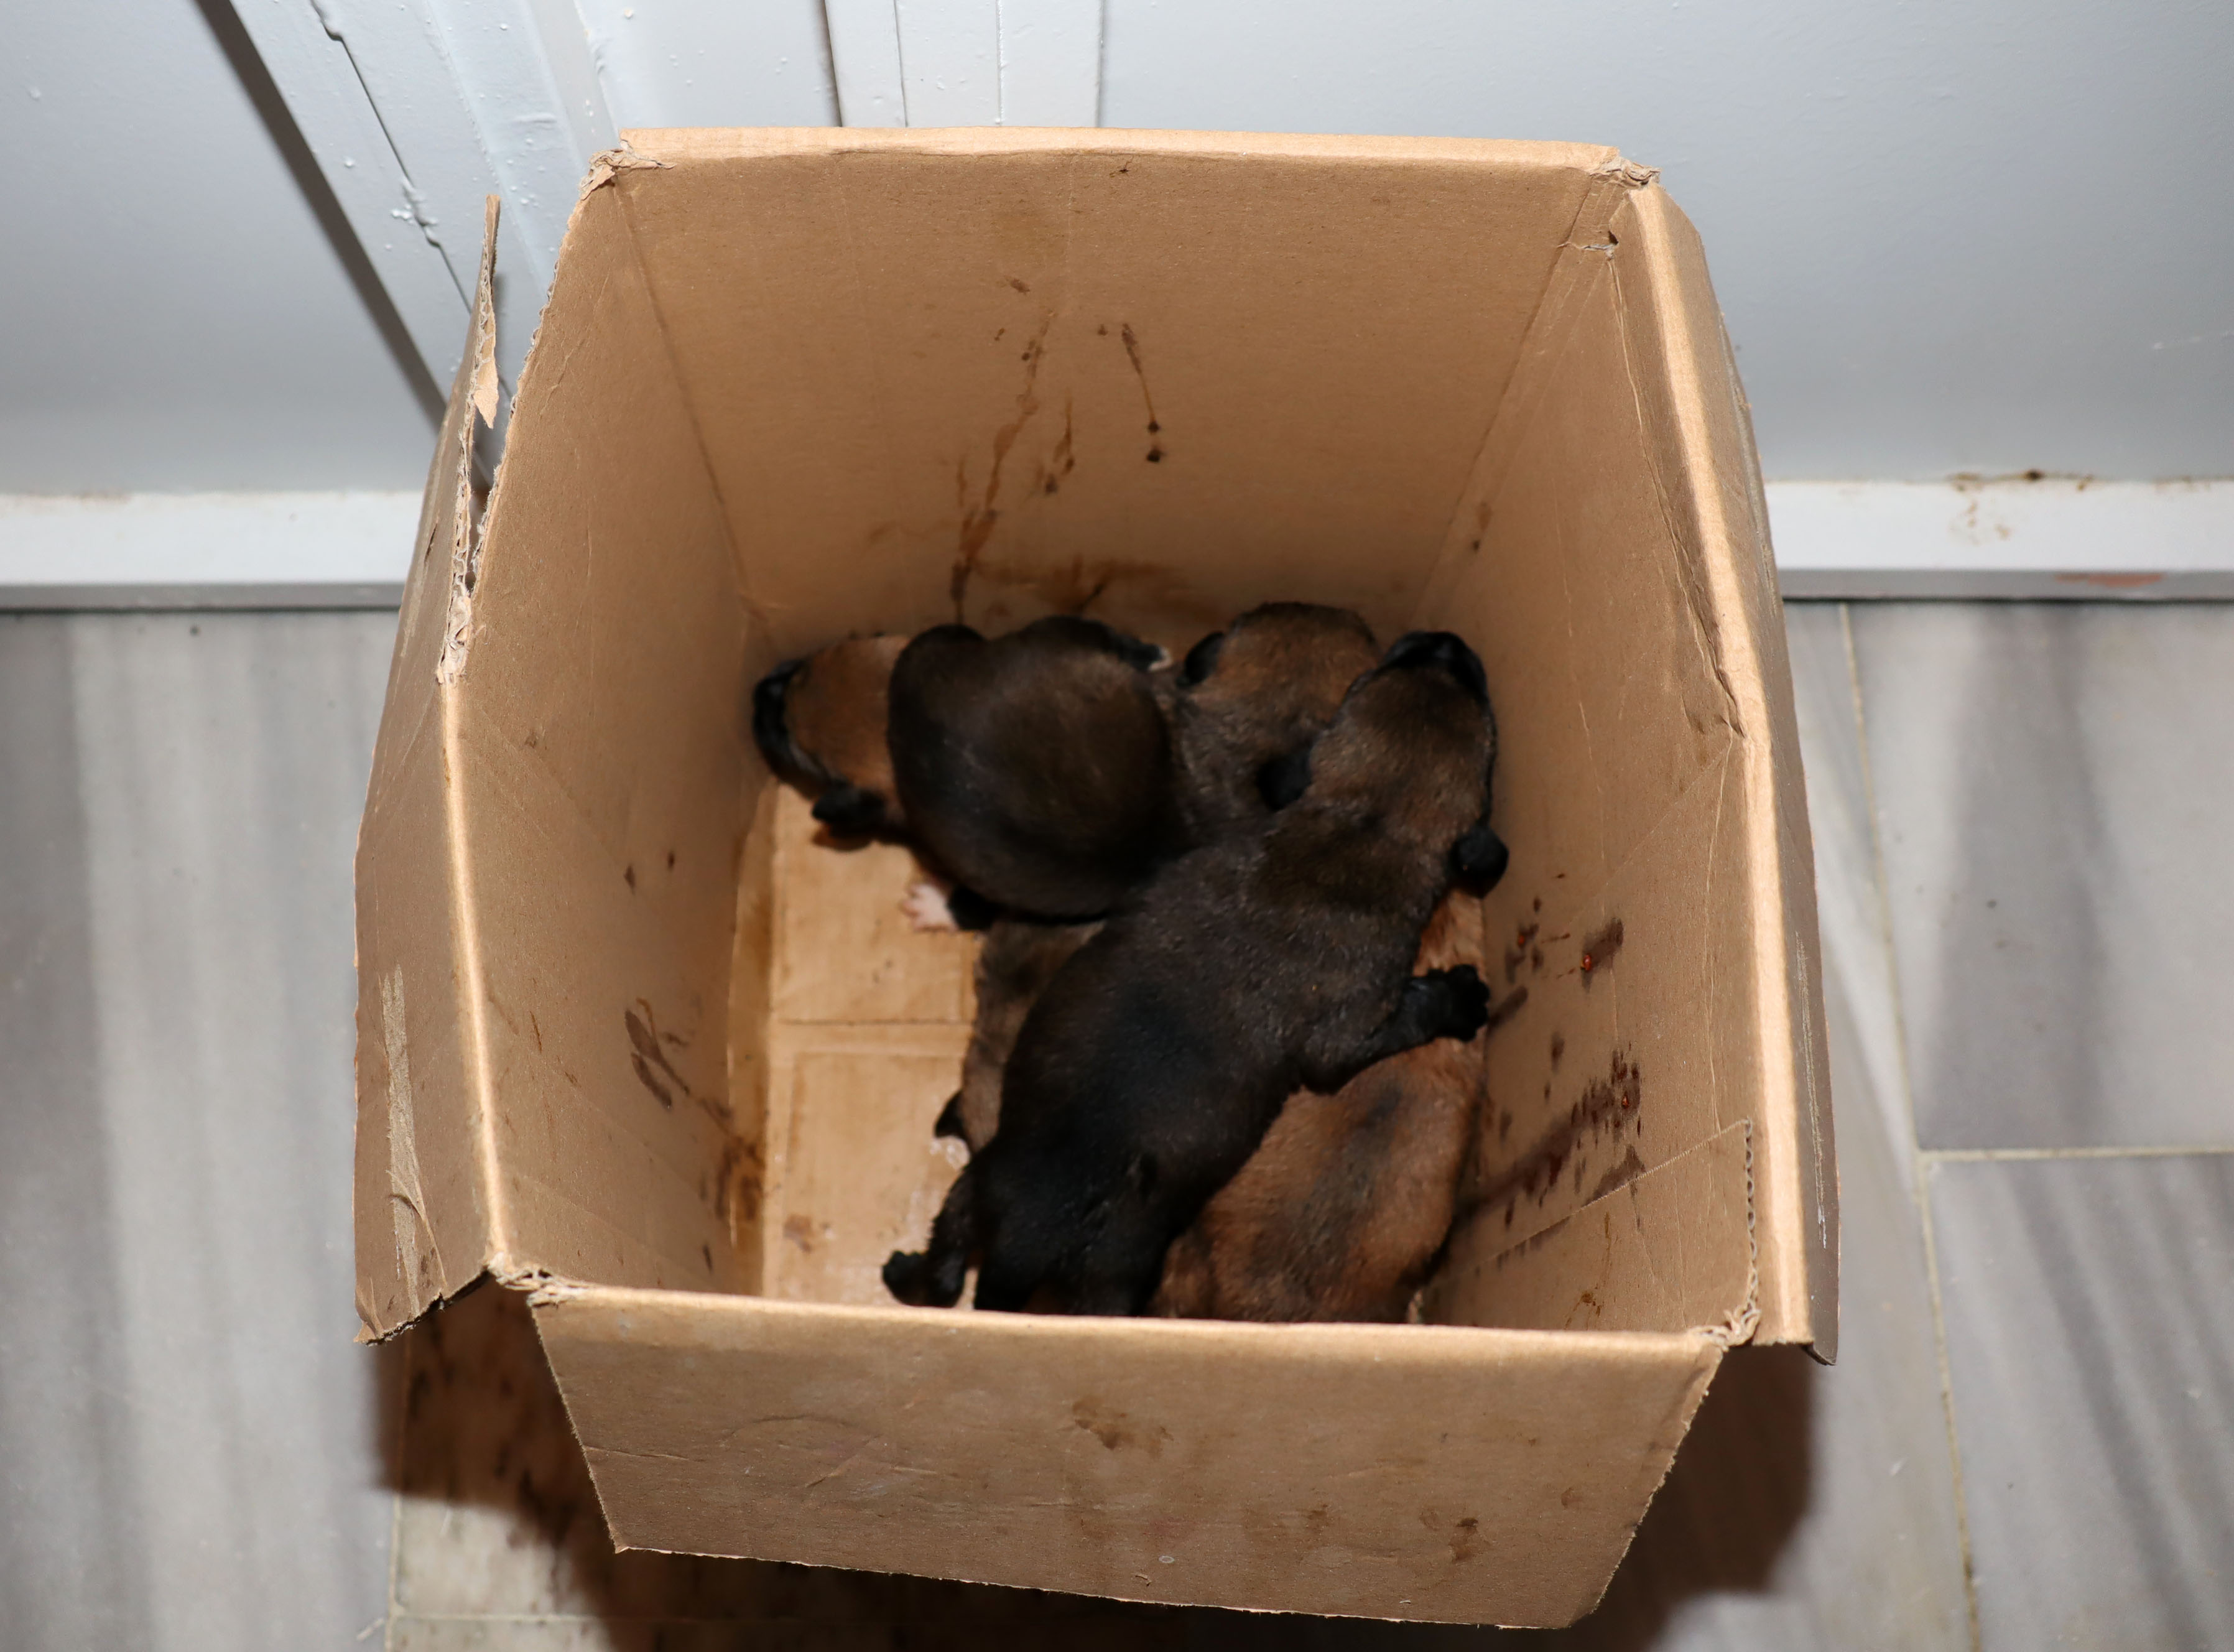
[{"left": 355, "top": 128, "right": 1837, "bottom": 1628}]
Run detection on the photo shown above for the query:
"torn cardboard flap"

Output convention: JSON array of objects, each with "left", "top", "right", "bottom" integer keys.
[{"left": 354, "top": 128, "right": 1838, "bottom": 1618}]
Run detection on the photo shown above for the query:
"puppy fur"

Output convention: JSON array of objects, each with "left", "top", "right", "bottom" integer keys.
[
  {"left": 751, "top": 635, "right": 907, "bottom": 837},
  {"left": 884, "top": 631, "right": 1508, "bottom": 1316},
  {"left": 1149, "top": 893, "right": 1483, "bottom": 1322},
  {"left": 937, "top": 917, "right": 1102, "bottom": 1153},
  {"left": 1162, "top": 602, "right": 1381, "bottom": 840},
  {"left": 889, "top": 616, "right": 1176, "bottom": 920}
]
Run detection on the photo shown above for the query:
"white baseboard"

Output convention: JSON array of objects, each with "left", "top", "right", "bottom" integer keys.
[
  {"left": 2, "top": 481, "right": 2228, "bottom": 610},
  {"left": 1766, "top": 479, "right": 2234, "bottom": 600},
  {"left": 0, "top": 493, "right": 417, "bottom": 608}
]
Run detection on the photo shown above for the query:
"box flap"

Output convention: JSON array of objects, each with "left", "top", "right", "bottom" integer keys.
[
  {"left": 532, "top": 1284, "right": 1721, "bottom": 1628},
  {"left": 1608, "top": 187, "right": 1838, "bottom": 1357},
  {"left": 355, "top": 198, "right": 504, "bottom": 1338}
]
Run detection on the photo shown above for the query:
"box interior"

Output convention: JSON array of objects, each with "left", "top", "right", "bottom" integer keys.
[{"left": 363, "top": 129, "right": 1830, "bottom": 1349}]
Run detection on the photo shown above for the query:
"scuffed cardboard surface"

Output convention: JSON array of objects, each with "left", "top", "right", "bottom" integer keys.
[{"left": 535, "top": 1284, "right": 1722, "bottom": 1628}]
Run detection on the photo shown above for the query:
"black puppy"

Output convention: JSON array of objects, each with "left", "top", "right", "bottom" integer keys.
[
  {"left": 887, "top": 617, "right": 1175, "bottom": 921},
  {"left": 1162, "top": 602, "right": 1381, "bottom": 839},
  {"left": 885, "top": 631, "right": 1511, "bottom": 1315}
]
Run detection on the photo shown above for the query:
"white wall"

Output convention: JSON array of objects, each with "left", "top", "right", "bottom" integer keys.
[
  {"left": 3, "top": 0, "right": 2227, "bottom": 503},
  {"left": 1100, "top": 0, "right": 2234, "bottom": 481},
  {"left": 0, "top": 0, "right": 438, "bottom": 491}
]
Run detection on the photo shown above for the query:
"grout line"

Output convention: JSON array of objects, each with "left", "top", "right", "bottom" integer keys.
[
  {"left": 384, "top": 1329, "right": 410, "bottom": 1652},
  {"left": 1842, "top": 601, "right": 1984, "bottom": 1652},
  {"left": 1924, "top": 1143, "right": 2234, "bottom": 1162}
]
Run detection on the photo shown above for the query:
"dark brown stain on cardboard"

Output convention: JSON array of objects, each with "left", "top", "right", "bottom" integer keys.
[
  {"left": 1503, "top": 921, "right": 1539, "bottom": 985},
  {"left": 1034, "top": 398, "right": 1077, "bottom": 496},
  {"left": 1472, "top": 1047, "right": 1642, "bottom": 1228},
  {"left": 973, "top": 553, "right": 1227, "bottom": 631},
  {"left": 1118, "top": 323, "right": 1165, "bottom": 462},
  {"left": 1072, "top": 1398, "right": 1170, "bottom": 1457},
  {"left": 1007, "top": 276, "right": 1031, "bottom": 293},
  {"left": 625, "top": 1001, "right": 692, "bottom": 1111},
  {"left": 1450, "top": 1516, "right": 1482, "bottom": 1562},
  {"left": 1483, "top": 985, "right": 1529, "bottom": 1037},
  {"left": 1549, "top": 1031, "right": 1564, "bottom": 1070},
  {"left": 782, "top": 1213, "right": 817, "bottom": 1253},
  {"left": 952, "top": 314, "right": 1054, "bottom": 615},
  {"left": 1590, "top": 1143, "right": 1649, "bottom": 1202},
  {"left": 1579, "top": 917, "right": 1625, "bottom": 984}
]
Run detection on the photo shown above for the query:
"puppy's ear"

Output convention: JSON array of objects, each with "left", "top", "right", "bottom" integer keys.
[
  {"left": 1176, "top": 629, "right": 1226, "bottom": 688},
  {"left": 812, "top": 783, "right": 891, "bottom": 837},
  {"left": 1256, "top": 745, "right": 1314, "bottom": 810},
  {"left": 1452, "top": 818, "right": 1510, "bottom": 889},
  {"left": 1078, "top": 619, "right": 1167, "bottom": 672}
]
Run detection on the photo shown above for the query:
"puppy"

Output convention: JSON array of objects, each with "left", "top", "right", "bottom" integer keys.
[
  {"left": 884, "top": 631, "right": 1511, "bottom": 1316},
  {"left": 753, "top": 616, "right": 1172, "bottom": 922},
  {"left": 1150, "top": 893, "right": 1486, "bottom": 1322},
  {"left": 1163, "top": 602, "right": 1381, "bottom": 839},
  {"left": 888, "top": 616, "right": 1176, "bottom": 921},
  {"left": 751, "top": 634, "right": 907, "bottom": 833},
  {"left": 936, "top": 918, "right": 1103, "bottom": 1153}
]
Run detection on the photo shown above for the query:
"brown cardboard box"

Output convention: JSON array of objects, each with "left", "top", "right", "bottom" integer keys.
[{"left": 355, "top": 128, "right": 1837, "bottom": 1628}]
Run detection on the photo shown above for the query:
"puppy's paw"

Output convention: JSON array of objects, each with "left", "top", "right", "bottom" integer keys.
[
  {"left": 901, "top": 879, "right": 958, "bottom": 932},
  {"left": 883, "top": 1248, "right": 963, "bottom": 1308},
  {"left": 1423, "top": 964, "right": 1492, "bottom": 1040}
]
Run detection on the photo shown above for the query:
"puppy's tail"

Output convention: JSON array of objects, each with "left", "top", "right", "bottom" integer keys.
[{"left": 884, "top": 1162, "right": 980, "bottom": 1308}]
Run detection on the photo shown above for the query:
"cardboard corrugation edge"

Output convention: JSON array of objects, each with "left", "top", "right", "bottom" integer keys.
[
  {"left": 354, "top": 197, "right": 508, "bottom": 1340},
  {"left": 1609, "top": 186, "right": 1839, "bottom": 1360}
]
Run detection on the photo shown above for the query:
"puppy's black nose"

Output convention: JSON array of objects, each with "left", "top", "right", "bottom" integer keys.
[
  {"left": 1381, "top": 630, "right": 1488, "bottom": 704},
  {"left": 751, "top": 657, "right": 806, "bottom": 771}
]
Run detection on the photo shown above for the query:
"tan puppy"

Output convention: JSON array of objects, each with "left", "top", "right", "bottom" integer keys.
[
  {"left": 937, "top": 917, "right": 1101, "bottom": 1153},
  {"left": 1151, "top": 893, "right": 1498, "bottom": 1322},
  {"left": 1162, "top": 602, "right": 1381, "bottom": 840},
  {"left": 751, "top": 635, "right": 906, "bottom": 833}
]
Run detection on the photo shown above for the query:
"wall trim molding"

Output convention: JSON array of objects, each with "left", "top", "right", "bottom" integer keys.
[{"left": 2, "top": 481, "right": 2227, "bottom": 610}]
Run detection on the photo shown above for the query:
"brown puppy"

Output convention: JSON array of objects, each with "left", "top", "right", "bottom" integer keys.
[
  {"left": 1162, "top": 602, "right": 1381, "bottom": 839},
  {"left": 937, "top": 917, "right": 1101, "bottom": 1153},
  {"left": 754, "top": 616, "right": 1172, "bottom": 922},
  {"left": 751, "top": 634, "right": 906, "bottom": 832},
  {"left": 888, "top": 617, "right": 1175, "bottom": 921},
  {"left": 885, "top": 631, "right": 1509, "bottom": 1316},
  {"left": 1150, "top": 893, "right": 1486, "bottom": 1322}
]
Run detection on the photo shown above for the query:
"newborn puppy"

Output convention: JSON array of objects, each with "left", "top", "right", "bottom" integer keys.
[
  {"left": 1163, "top": 602, "right": 1381, "bottom": 839},
  {"left": 937, "top": 918, "right": 1103, "bottom": 1153},
  {"left": 885, "top": 631, "right": 1511, "bottom": 1316},
  {"left": 1150, "top": 893, "right": 1487, "bottom": 1322},
  {"left": 751, "top": 634, "right": 907, "bottom": 834},
  {"left": 889, "top": 616, "right": 1175, "bottom": 921}
]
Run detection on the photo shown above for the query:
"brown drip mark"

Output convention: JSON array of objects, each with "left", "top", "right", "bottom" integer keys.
[
  {"left": 624, "top": 1000, "right": 692, "bottom": 1111},
  {"left": 951, "top": 313, "right": 1054, "bottom": 615},
  {"left": 1549, "top": 1031, "right": 1564, "bottom": 1070},
  {"left": 1118, "top": 323, "right": 1164, "bottom": 462},
  {"left": 1071, "top": 1398, "right": 1170, "bottom": 1457},
  {"left": 1483, "top": 985, "right": 1529, "bottom": 1037},
  {"left": 1503, "top": 921, "right": 1539, "bottom": 985},
  {"left": 1470, "top": 1048, "right": 1641, "bottom": 1228},
  {"left": 1579, "top": 917, "right": 1625, "bottom": 983},
  {"left": 1034, "top": 397, "right": 1077, "bottom": 497}
]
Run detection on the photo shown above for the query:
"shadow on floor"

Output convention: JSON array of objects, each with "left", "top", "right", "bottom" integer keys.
[{"left": 382, "top": 1286, "right": 1814, "bottom": 1648}]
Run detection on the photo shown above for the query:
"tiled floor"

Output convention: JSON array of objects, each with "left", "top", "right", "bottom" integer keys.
[{"left": 1, "top": 603, "right": 2228, "bottom": 1648}]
